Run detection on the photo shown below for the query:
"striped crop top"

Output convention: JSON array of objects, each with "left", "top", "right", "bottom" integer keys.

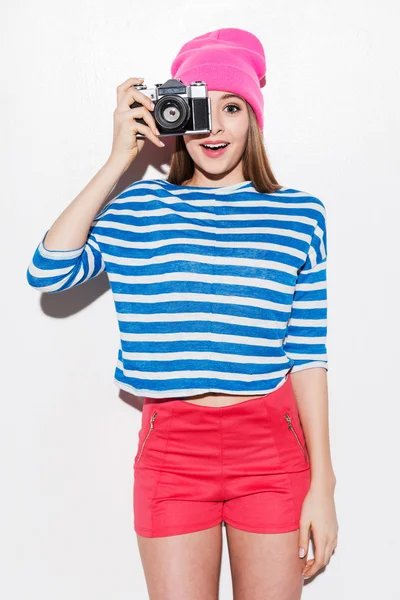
[{"left": 26, "top": 178, "right": 328, "bottom": 399}]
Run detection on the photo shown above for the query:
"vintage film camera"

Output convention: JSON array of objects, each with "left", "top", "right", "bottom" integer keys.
[{"left": 129, "top": 78, "right": 212, "bottom": 138}]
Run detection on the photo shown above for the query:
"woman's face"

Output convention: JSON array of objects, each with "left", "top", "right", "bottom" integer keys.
[{"left": 183, "top": 90, "right": 249, "bottom": 180}]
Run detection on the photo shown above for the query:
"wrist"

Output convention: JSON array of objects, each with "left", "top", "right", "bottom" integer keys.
[
  {"left": 310, "top": 472, "right": 336, "bottom": 492},
  {"left": 105, "top": 153, "right": 133, "bottom": 175}
]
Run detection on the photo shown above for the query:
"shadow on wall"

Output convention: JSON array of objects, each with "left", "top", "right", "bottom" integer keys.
[{"left": 40, "top": 135, "right": 172, "bottom": 319}]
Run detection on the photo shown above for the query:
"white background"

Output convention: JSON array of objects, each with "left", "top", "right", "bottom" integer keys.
[{"left": 2, "top": 0, "right": 399, "bottom": 598}]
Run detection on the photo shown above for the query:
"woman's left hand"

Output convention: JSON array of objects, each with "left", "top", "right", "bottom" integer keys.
[{"left": 298, "top": 481, "right": 339, "bottom": 579}]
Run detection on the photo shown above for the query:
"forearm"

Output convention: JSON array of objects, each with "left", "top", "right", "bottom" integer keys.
[
  {"left": 290, "top": 367, "right": 336, "bottom": 489},
  {"left": 43, "top": 155, "right": 131, "bottom": 251}
]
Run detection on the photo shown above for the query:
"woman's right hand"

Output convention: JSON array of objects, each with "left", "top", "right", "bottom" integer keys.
[{"left": 109, "top": 77, "right": 164, "bottom": 165}]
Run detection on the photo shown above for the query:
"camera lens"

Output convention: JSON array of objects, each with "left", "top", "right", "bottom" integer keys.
[
  {"left": 164, "top": 106, "right": 180, "bottom": 123},
  {"left": 155, "top": 96, "right": 189, "bottom": 130}
]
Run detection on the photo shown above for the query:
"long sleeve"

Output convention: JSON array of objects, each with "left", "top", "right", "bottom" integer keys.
[
  {"left": 26, "top": 221, "right": 105, "bottom": 293},
  {"left": 283, "top": 206, "right": 328, "bottom": 372}
]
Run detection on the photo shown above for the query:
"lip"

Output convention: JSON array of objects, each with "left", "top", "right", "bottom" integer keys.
[{"left": 200, "top": 141, "right": 230, "bottom": 158}]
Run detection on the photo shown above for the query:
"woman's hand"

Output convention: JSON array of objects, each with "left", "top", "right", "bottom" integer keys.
[
  {"left": 298, "top": 481, "right": 339, "bottom": 579},
  {"left": 109, "top": 77, "right": 165, "bottom": 166}
]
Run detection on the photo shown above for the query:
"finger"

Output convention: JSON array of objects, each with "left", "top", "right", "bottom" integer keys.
[
  {"left": 129, "top": 118, "right": 164, "bottom": 148},
  {"left": 120, "top": 86, "right": 154, "bottom": 114},
  {"left": 116, "top": 77, "right": 144, "bottom": 107},
  {"left": 302, "top": 557, "right": 313, "bottom": 577},
  {"left": 120, "top": 105, "right": 161, "bottom": 141},
  {"left": 303, "top": 552, "right": 325, "bottom": 579},
  {"left": 298, "top": 521, "right": 310, "bottom": 559},
  {"left": 324, "top": 543, "right": 336, "bottom": 565},
  {"left": 128, "top": 105, "right": 159, "bottom": 136}
]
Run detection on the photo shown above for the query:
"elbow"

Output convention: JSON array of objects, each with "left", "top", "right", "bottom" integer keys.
[
  {"left": 25, "top": 251, "right": 83, "bottom": 293},
  {"left": 26, "top": 264, "right": 69, "bottom": 293},
  {"left": 25, "top": 237, "right": 87, "bottom": 293}
]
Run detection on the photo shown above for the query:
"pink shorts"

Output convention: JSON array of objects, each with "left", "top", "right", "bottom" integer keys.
[{"left": 133, "top": 374, "right": 311, "bottom": 538}]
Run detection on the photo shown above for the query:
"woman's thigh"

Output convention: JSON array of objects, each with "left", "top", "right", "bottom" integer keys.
[
  {"left": 226, "top": 525, "right": 305, "bottom": 600},
  {"left": 136, "top": 524, "right": 223, "bottom": 600}
]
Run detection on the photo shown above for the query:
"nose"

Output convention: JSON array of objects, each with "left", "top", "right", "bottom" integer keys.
[{"left": 210, "top": 101, "right": 224, "bottom": 135}]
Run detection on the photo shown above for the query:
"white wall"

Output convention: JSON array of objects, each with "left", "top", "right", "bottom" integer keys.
[{"left": 3, "top": 0, "right": 399, "bottom": 598}]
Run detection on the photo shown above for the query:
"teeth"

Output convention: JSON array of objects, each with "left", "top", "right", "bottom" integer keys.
[{"left": 203, "top": 143, "right": 228, "bottom": 149}]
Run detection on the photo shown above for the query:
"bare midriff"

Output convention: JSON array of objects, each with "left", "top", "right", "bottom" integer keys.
[{"left": 180, "top": 391, "right": 265, "bottom": 408}]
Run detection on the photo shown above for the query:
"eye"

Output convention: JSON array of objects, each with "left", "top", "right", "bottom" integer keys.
[{"left": 224, "top": 103, "right": 241, "bottom": 113}]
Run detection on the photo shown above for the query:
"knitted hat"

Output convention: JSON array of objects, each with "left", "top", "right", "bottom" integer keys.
[{"left": 170, "top": 27, "right": 266, "bottom": 131}]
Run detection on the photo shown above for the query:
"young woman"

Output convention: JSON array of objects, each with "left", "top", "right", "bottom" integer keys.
[{"left": 27, "top": 28, "right": 338, "bottom": 600}]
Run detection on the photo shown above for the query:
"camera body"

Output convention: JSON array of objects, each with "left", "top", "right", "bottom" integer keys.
[{"left": 129, "top": 78, "right": 212, "bottom": 138}]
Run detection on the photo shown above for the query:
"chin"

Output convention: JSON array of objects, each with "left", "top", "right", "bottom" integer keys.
[{"left": 198, "top": 164, "right": 231, "bottom": 176}]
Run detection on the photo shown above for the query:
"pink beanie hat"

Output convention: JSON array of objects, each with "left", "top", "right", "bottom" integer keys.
[{"left": 170, "top": 27, "right": 266, "bottom": 132}]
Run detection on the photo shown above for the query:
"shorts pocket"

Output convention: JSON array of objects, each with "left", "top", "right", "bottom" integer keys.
[
  {"left": 134, "top": 402, "right": 175, "bottom": 471},
  {"left": 135, "top": 411, "right": 158, "bottom": 464},
  {"left": 282, "top": 410, "right": 309, "bottom": 464}
]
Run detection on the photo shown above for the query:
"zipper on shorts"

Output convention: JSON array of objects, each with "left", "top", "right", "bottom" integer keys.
[
  {"left": 137, "top": 412, "right": 158, "bottom": 462},
  {"left": 284, "top": 413, "right": 309, "bottom": 463}
]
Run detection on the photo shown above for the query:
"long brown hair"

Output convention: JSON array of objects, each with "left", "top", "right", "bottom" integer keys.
[{"left": 166, "top": 98, "right": 284, "bottom": 194}]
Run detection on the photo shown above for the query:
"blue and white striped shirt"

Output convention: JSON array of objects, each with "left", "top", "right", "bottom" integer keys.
[{"left": 26, "top": 178, "right": 328, "bottom": 399}]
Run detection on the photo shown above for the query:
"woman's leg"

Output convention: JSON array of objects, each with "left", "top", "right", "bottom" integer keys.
[
  {"left": 226, "top": 526, "right": 305, "bottom": 600},
  {"left": 136, "top": 524, "right": 223, "bottom": 600}
]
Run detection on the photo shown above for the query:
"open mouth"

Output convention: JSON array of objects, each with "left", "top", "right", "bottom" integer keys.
[{"left": 200, "top": 143, "right": 230, "bottom": 157}]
